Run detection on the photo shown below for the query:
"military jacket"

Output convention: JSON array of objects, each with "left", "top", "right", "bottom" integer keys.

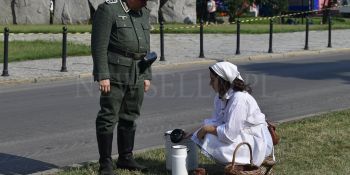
[{"left": 91, "top": 0, "right": 152, "bottom": 85}]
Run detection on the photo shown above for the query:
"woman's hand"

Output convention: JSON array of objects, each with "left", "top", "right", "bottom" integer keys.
[
  {"left": 197, "top": 127, "right": 207, "bottom": 140},
  {"left": 183, "top": 131, "right": 193, "bottom": 139},
  {"left": 197, "top": 125, "right": 217, "bottom": 140}
]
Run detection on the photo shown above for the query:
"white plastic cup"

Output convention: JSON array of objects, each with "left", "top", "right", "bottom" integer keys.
[{"left": 171, "top": 145, "right": 188, "bottom": 175}]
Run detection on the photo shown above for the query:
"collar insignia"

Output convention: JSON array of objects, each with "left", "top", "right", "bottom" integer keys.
[
  {"left": 118, "top": 15, "right": 128, "bottom": 20},
  {"left": 105, "top": 0, "right": 118, "bottom": 4},
  {"left": 120, "top": 0, "right": 130, "bottom": 13}
]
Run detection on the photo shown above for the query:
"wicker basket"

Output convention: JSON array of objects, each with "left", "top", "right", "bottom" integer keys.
[
  {"left": 224, "top": 142, "right": 263, "bottom": 175},
  {"left": 260, "top": 154, "right": 276, "bottom": 175}
]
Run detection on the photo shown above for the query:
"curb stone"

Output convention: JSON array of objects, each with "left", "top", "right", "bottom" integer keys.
[{"left": 276, "top": 107, "right": 350, "bottom": 124}]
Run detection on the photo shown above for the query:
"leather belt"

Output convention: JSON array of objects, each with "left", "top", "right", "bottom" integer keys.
[{"left": 108, "top": 46, "right": 146, "bottom": 60}]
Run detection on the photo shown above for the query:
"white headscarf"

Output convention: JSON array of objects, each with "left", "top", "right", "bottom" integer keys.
[{"left": 210, "top": 62, "right": 244, "bottom": 84}]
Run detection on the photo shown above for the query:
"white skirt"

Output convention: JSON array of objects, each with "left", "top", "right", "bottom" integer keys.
[{"left": 191, "top": 125, "right": 273, "bottom": 166}]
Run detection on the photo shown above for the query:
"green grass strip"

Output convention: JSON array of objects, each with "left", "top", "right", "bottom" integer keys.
[
  {"left": 152, "top": 23, "right": 350, "bottom": 34},
  {"left": 58, "top": 109, "right": 350, "bottom": 175},
  {"left": 0, "top": 24, "right": 91, "bottom": 34},
  {"left": 1, "top": 16, "right": 350, "bottom": 34},
  {"left": 274, "top": 110, "right": 350, "bottom": 175},
  {"left": 0, "top": 40, "right": 91, "bottom": 62}
]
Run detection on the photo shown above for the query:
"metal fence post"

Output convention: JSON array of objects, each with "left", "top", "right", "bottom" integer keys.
[
  {"left": 160, "top": 19, "right": 165, "bottom": 61},
  {"left": 199, "top": 0, "right": 205, "bottom": 58},
  {"left": 159, "top": 0, "right": 169, "bottom": 61},
  {"left": 2, "top": 27, "right": 9, "bottom": 76},
  {"left": 268, "top": 18, "right": 273, "bottom": 53},
  {"left": 304, "top": 16, "right": 309, "bottom": 50},
  {"left": 61, "top": 26, "right": 68, "bottom": 72},
  {"left": 199, "top": 18, "right": 205, "bottom": 58},
  {"left": 327, "top": 12, "right": 332, "bottom": 48},
  {"left": 236, "top": 19, "right": 241, "bottom": 55}
]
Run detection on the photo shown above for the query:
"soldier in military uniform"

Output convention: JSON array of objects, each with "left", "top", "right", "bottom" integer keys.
[{"left": 91, "top": 0, "right": 151, "bottom": 174}]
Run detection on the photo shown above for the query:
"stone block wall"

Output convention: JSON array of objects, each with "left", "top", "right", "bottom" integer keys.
[
  {"left": 13, "top": 0, "right": 51, "bottom": 24},
  {"left": 0, "top": 0, "right": 196, "bottom": 24},
  {"left": 53, "top": 0, "right": 91, "bottom": 24},
  {"left": 0, "top": 0, "right": 13, "bottom": 24},
  {"left": 161, "top": 0, "right": 196, "bottom": 24}
]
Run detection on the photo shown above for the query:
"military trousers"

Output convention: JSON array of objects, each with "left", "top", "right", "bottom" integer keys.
[{"left": 96, "top": 83, "right": 144, "bottom": 134}]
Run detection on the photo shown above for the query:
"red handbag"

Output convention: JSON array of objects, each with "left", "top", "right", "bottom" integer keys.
[{"left": 266, "top": 120, "right": 280, "bottom": 145}]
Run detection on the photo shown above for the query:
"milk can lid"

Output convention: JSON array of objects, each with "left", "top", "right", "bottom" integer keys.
[{"left": 170, "top": 129, "right": 185, "bottom": 143}]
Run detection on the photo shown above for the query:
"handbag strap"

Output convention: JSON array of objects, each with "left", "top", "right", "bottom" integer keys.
[
  {"left": 230, "top": 142, "right": 254, "bottom": 167},
  {"left": 266, "top": 120, "right": 276, "bottom": 130}
]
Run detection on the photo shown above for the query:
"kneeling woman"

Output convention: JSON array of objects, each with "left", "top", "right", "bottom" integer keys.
[{"left": 191, "top": 62, "right": 273, "bottom": 166}]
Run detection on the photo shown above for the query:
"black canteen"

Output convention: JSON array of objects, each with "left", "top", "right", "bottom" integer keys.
[{"left": 143, "top": 52, "right": 158, "bottom": 65}]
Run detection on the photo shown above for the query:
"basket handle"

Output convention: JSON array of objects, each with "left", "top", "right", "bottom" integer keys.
[{"left": 230, "top": 142, "right": 254, "bottom": 167}]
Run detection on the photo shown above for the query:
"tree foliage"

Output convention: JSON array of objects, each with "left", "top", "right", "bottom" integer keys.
[
  {"left": 221, "top": 0, "right": 288, "bottom": 20},
  {"left": 222, "top": 0, "right": 254, "bottom": 20},
  {"left": 255, "top": 0, "right": 288, "bottom": 16},
  {"left": 197, "top": 0, "right": 289, "bottom": 21}
]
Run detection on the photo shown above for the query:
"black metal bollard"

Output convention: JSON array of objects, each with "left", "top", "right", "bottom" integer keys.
[
  {"left": 61, "top": 26, "right": 68, "bottom": 72},
  {"left": 268, "top": 19, "right": 273, "bottom": 53},
  {"left": 199, "top": 18, "right": 205, "bottom": 58},
  {"left": 158, "top": 0, "right": 169, "bottom": 61},
  {"left": 236, "top": 19, "right": 241, "bottom": 55},
  {"left": 2, "top": 27, "right": 10, "bottom": 76},
  {"left": 327, "top": 13, "right": 332, "bottom": 48},
  {"left": 198, "top": 0, "right": 205, "bottom": 58},
  {"left": 304, "top": 16, "right": 309, "bottom": 50},
  {"left": 160, "top": 20, "right": 165, "bottom": 61}
]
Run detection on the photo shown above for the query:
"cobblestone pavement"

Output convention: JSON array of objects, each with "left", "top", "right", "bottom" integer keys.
[{"left": 1, "top": 30, "right": 350, "bottom": 85}]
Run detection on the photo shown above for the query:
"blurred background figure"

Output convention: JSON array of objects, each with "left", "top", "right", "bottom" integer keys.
[
  {"left": 207, "top": 0, "right": 217, "bottom": 24},
  {"left": 49, "top": 0, "right": 54, "bottom": 24}
]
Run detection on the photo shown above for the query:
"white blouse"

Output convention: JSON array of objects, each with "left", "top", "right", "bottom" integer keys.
[{"left": 191, "top": 89, "right": 273, "bottom": 166}]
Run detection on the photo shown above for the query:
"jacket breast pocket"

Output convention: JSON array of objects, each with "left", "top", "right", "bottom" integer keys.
[
  {"left": 141, "top": 22, "right": 150, "bottom": 44},
  {"left": 108, "top": 52, "right": 132, "bottom": 84},
  {"left": 116, "top": 20, "right": 134, "bottom": 41}
]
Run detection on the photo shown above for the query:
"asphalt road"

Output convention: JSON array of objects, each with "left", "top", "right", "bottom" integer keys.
[{"left": 1, "top": 53, "right": 350, "bottom": 174}]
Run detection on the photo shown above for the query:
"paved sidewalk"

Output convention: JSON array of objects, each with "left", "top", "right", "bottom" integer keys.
[{"left": 1, "top": 30, "right": 350, "bottom": 85}]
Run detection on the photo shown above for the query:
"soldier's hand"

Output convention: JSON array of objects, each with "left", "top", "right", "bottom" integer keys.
[
  {"left": 99, "top": 79, "right": 111, "bottom": 94},
  {"left": 144, "top": 80, "right": 151, "bottom": 92}
]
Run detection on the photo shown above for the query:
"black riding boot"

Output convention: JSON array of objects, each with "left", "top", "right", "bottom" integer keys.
[
  {"left": 116, "top": 126, "right": 148, "bottom": 172},
  {"left": 97, "top": 133, "right": 115, "bottom": 175}
]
